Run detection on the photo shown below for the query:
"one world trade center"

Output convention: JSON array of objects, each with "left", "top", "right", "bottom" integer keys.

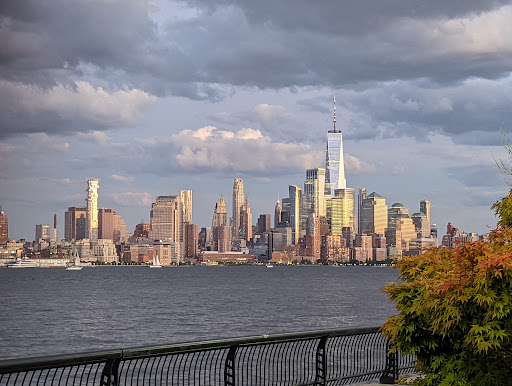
[{"left": 325, "top": 96, "right": 347, "bottom": 197}]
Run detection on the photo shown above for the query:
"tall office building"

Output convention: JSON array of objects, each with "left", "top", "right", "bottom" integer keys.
[
  {"left": 113, "top": 213, "right": 129, "bottom": 242},
  {"left": 388, "top": 203, "right": 416, "bottom": 249},
  {"left": 212, "top": 195, "right": 228, "bottom": 251},
  {"left": 232, "top": 178, "right": 245, "bottom": 239},
  {"left": 289, "top": 185, "right": 302, "bottom": 245},
  {"left": 281, "top": 198, "right": 291, "bottom": 224},
  {"left": 184, "top": 223, "right": 199, "bottom": 258},
  {"left": 212, "top": 195, "right": 228, "bottom": 228},
  {"left": 54, "top": 214, "right": 58, "bottom": 242},
  {"left": 98, "top": 208, "right": 116, "bottom": 240},
  {"left": 302, "top": 168, "right": 326, "bottom": 235},
  {"left": 357, "top": 188, "right": 367, "bottom": 234},
  {"left": 325, "top": 96, "right": 347, "bottom": 197},
  {"left": 180, "top": 190, "right": 193, "bottom": 224},
  {"left": 274, "top": 198, "right": 282, "bottom": 228},
  {"left": 359, "top": 192, "right": 388, "bottom": 235},
  {"left": 65, "top": 206, "right": 87, "bottom": 241},
  {"left": 0, "top": 219, "right": 7, "bottom": 244},
  {"left": 330, "top": 188, "right": 355, "bottom": 235},
  {"left": 35, "top": 224, "right": 51, "bottom": 242},
  {"left": 217, "top": 224, "right": 231, "bottom": 253},
  {"left": 86, "top": 179, "right": 100, "bottom": 242},
  {"left": 240, "top": 199, "right": 252, "bottom": 241},
  {"left": 257, "top": 214, "right": 271, "bottom": 234},
  {"left": 150, "top": 195, "right": 181, "bottom": 242},
  {"left": 303, "top": 168, "right": 326, "bottom": 218},
  {"left": 0, "top": 205, "right": 8, "bottom": 243},
  {"left": 180, "top": 190, "right": 193, "bottom": 247},
  {"left": 420, "top": 200, "right": 431, "bottom": 225},
  {"left": 412, "top": 212, "right": 430, "bottom": 238}
]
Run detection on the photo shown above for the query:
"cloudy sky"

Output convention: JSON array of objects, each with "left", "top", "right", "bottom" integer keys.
[{"left": 1, "top": 0, "right": 512, "bottom": 240}]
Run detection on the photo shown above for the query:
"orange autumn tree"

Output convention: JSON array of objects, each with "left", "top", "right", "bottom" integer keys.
[{"left": 382, "top": 190, "right": 512, "bottom": 386}]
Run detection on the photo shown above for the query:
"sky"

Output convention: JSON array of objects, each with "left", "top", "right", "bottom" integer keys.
[{"left": 1, "top": 0, "right": 512, "bottom": 240}]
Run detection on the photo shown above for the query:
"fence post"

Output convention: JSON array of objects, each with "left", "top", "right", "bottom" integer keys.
[
  {"left": 379, "top": 339, "right": 398, "bottom": 384},
  {"left": 315, "top": 336, "right": 327, "bottom": 386},
  {"left": 224, "top": 345, "right": 238, "bottom": 386},
  {"left": 100, "top": 357, "right": 121, "bottom": 386}
]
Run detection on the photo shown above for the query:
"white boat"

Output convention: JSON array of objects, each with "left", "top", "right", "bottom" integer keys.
[
  {"left": 7, "top": 257, "right": 38, "bottom": 268},
  {"left": 149, "top": 254, "right": 162, "bottom": 268},
  {"left": 266, "top": 263, "right": 274, "bottom": 268},
  {"left": 66, "top": 251, "right": 83, "bottom": 271}
]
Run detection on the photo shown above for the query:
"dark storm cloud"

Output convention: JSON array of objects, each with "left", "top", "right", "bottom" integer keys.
[
  {"left": 3, "top": 0, "right": 510, "bottom": 91},
  {"left": 184, "top": 0, "right": 508, "bottom": 34},
  {"left": 174, "top": 0, "right": 512, "bottom": 87},
  {"left": 1, "top": 0, "right": 512, "bottom": 139}
]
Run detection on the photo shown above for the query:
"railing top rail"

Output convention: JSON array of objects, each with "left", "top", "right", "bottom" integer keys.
[{"left": 0, "top": 326, "right": 381, "bottom": 373}]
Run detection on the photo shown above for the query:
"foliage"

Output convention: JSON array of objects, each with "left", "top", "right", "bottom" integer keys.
[
  {"left": 492, "top": 189, "right": 512, "bottom": 228},
  {"left": 382, "top": 190, "right": 512, "bottom": 385}
]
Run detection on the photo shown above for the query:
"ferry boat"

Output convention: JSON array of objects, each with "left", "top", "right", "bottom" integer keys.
[{"left": 7, "top": 257, "right": 38, "bottom": 268}]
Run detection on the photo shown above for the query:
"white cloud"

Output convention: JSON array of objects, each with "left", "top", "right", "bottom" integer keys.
[
  {"left": 111, "top": 174, "right": 134, "bottom": 183},
  {"left": 345, "top": 154, "right": 376, "bottom": 175},
  {"left": 0, "top": 142, "right": 19, "bottom": 158},
  {"left": 27, "top": 133, "right": 69, "bottom": 152},
  {"left": 111, "top": 192, "right": 153, "bottom": 207},
  {"left": 172, "top": 126, "right": 323, "bottom": 174},
  {"left": 415, "top": 6, "right": 512, "bottom": 56},
  {"left": 0, "top": 80, "right": 157, "bottom": 137},
  {"left": 78, "top": 131, "right": 111, "bottom": 145},
  {"left": 55, "top": 178, "right": 72, "bottom": 184}
]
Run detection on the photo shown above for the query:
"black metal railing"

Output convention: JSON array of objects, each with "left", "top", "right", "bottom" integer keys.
[{"left": 0, "top": 326, "right": 416, "bottom": 385}]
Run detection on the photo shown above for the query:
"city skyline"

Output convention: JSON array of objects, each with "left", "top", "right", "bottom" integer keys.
[{"left": 1, "top": 1, "right": 511, "bottom": 240}]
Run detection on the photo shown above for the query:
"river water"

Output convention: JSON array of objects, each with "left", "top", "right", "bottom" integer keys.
[{"left": 0, "top": 265, "right": 398, "bottom": 360}]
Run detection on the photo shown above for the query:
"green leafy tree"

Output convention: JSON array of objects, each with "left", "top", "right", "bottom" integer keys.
[{"left": 382, "top": 190, "right": 512, "bottom": 385}]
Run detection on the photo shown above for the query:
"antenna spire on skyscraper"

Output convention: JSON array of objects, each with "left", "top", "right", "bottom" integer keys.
[{"left": 333, "top": 95, "right": 337, "bottom": 132}]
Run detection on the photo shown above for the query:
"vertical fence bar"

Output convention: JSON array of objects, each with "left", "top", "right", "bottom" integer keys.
[
  {"left": 100, "top": 357, "right": 121, "bottom": 386},
  {"left": 224, "top": 345, "right": 237, "bottom": 386},
  {"left": 315, "top": 336, "right": 327, "bottom": 386},
  {"left": 379, "top": 339, "right": 397, "bottom": 384}
]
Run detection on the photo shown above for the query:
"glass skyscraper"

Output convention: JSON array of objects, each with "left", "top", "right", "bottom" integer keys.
[{"left": 325, "top": 96, "right": 347, "bottom": 197}]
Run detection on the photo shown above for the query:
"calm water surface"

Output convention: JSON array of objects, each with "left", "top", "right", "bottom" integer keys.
[{"left": 0, "top": 265, "right": 398, "bottom": 360}]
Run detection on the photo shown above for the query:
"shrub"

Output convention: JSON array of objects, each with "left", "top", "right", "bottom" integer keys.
[{"left": 382, "top": 190, "right": 512, "bottom": 385}]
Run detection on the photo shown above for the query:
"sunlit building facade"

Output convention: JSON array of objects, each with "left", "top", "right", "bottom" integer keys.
[
  {"left": 212, "top": 195, "right": 228, "bottom": 251},
  {"left": 232, "top": 178, "right": 245, "bottom": 240},
  {"left": 65, "top": 206, "right": 87, "bottom": 242},
  {"left": 98, "top": 208, "right": 115, "bottom": 240},
  {"left": 330, "top": 188, "right": 355, "bottom": 235},
  {"left": 180, "top": 190, "right": 193, "bottom": 245},
  {"left": 240, "top": 199, "right": 252, "bottom": 242},
  {"left": 150, "top": 195, "right": 181, "bottom": 242},
  {"left": 0, "top": 205, "right": 8, "bottom": 244},
  {"left": 289, "top": 185, "right": 302, "bottom": 244},
  {"left": 420, "top": 199, "right": 431, "bottom": 225},
  {"left": 325, "top": 96, "right": 347, "bottom": 196},
  {"left": 86, "top": 179, "right": 99, "bottom": 242},
  {"left": 303, "top": 168, "right": 326, "bottom": 237},
  {"left": 359, "top": 192, "right": 388, "bottom": 235}
]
